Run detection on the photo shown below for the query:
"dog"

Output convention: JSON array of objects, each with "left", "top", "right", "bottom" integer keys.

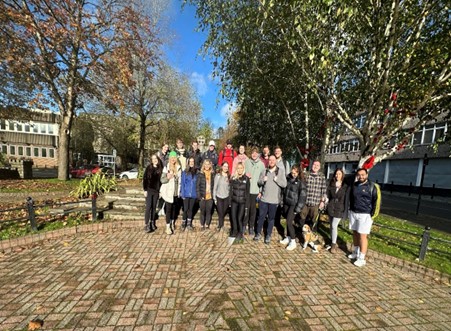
[{"left": 301, "top": 224, "right": 324, "bottom": 253}]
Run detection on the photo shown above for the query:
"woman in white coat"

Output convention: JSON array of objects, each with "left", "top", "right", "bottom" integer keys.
[{"left": 160, "top": 151, "right": 182, "bottom": 235}]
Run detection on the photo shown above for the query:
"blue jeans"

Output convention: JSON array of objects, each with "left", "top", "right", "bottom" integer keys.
[{"left": 256, "top": 201, "right": 278, "bottom": 237}]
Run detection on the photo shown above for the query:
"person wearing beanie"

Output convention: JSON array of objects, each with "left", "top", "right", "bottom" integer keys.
[
  {"left": 160, "top": 151, "right": 182, "bottom": 235},
  {"left": 202, "top": 140, "right": 219, "bottom": 171}
]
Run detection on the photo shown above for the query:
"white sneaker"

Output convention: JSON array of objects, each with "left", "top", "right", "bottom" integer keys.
[
  {"left": 165, "top": 224, "right": 172, "bottom": 235},
  {"left": 286, "top": 241, "right": 297, "bottom": 251},
  {"left": 227, "top": 237, "right": 236, "bottom": 246},
  {"left": 279, "top": 237, "right": 290, "bottom": 245},
  {"left": 348, "top": 253, "right": 358, "bottom": 259},
  {"left": 354, "top": 259, "right": 366, "bottom": 267}
]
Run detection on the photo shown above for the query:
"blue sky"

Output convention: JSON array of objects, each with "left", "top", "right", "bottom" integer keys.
[{"left": 164, "top": 1, "right": 235, "bottom": 131}]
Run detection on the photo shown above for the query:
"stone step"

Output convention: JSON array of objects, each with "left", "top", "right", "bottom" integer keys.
[{"left": 103, "top": 209, "right": 144, "bottom": 221}]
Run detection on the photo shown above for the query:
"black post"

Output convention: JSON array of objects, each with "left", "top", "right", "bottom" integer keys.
[
  {"left": 390, "top": 181, "right": 394, "bottom": 194},
  {"left": 416, "top": 154, "right": 428, "bottom": 215},
  {"left": 26, "top": 197, "right": 37, "bottom": 231},
  {"left": 418, "top": 226, "right": 431, "bottom": 261},
  {"left": 408, "top": 182, "right": 412, "bottom": 196},
  {"left": 92, "top": 194, "right": 97, "bottom": 221},
  {"left": 431, "top": 184, "right": 435, "bottom": 200}
]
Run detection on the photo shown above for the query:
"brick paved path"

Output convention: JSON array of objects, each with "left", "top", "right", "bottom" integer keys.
[{"left": 0, "top": 225, "right": 450, "bottom": 330}]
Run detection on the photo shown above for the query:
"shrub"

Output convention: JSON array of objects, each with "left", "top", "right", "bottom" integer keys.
[{"left": 71, "top": 172, "right": 117, "bottom": 198}]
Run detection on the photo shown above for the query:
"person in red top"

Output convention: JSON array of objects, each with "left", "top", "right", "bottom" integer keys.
[{"left": 218, "top": 140, "right": 237, "bottom": 171}]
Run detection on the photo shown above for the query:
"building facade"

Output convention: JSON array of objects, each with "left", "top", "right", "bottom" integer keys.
[
  {"left": 325, "top": 119, "right": 451, "bottom": 189},
  {"left": 0, "top": 109, "right": 59, "bottom": 168}
]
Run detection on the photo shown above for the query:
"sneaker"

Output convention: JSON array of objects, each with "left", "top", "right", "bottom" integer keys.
[
  {"left": 354, "top": 259, "right": 366, "bottom": 267},
  {"left": 330, "top": 244, "right": 338, "bottom": 254},
  {"left": 201, "top": 226, "right": 206, "bottom": 231},
  {"left": 348, "top": 253, "right": 358, "bottom": 259},
  {"left": 249, "top": 229, "right": 255, "bottom": 236},
  {"left": 165, "top": 224, "right": 172, "bottom": 235},
  {"left": 227, "top": 237, "right": 236, "bottom": 246},
  {"left": 264, "top": 235, "right": 271, "bottom": 245},
  {"left": 286, "top": 240, "right": 297, "bottom": 251},
  {"left": 253, "top": 234, "right": 261, "bottom": 241},
  {"left": 279, "top": 237, "right": 290, "bottom": 245}
]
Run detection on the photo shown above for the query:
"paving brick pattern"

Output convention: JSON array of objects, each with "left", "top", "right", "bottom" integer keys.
[{"left": 0, "top": 223, "right": 450, "bottom": 330}]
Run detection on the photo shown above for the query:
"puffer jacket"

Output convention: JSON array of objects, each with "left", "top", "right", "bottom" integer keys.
[
  {"left": 180, "top": 169, "right": 198, "bottom": 199},
  {"left": 230, "top": 175, "right": 250, "bottom": 205},
  {"left": 326, "top": 181, "right": 348, "bottom": 218},
  {"left": 196, "top": 170, "right": 215, "bottom": 200},
  {"left": 143, "top": 165, "right": 162, "bottom": 193},
  {"left": 283, "top": 174, "right": 307, "bottom": 213}
]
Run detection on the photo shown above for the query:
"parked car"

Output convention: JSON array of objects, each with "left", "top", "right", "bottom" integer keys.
[
  {"left": 99, "top": 166, "right": 114, "bottom": 177},
  {"left": 118, "top": 168, "right": 139, "bottom": 179},
  {"left": 70, "top": 165, "right": 100, "bottom": 178}
]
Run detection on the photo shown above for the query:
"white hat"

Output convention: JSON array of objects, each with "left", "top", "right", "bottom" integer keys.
[{"left": 208, "top": 140, "right": 215, "bottom": 146}]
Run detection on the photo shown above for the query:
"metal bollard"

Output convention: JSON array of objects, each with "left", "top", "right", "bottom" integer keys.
[
  {"left": 431, "top": 184, "right": 435, "bottom": 200},
  {"left": 92, "top": 193, "right": 97, "bottom": 221},
  {"left": 390, "top": 181, "right": 394, "bottom": 194},
  {"left": 418, "top": 226, "right": 431, "bottom": 261},
  {"left": 26, "top": 197, "right": 37, "bottom": 231},
  {"left": 408, "top": 182, "right": 412, "bottom": 196}
]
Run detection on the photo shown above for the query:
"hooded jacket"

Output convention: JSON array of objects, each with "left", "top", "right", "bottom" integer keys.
[{"left": 283, "top": 174, "right": 307, "bottom": 213}]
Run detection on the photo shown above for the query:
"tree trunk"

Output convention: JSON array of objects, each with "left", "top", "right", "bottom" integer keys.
[
  {"left": 138, "top": 115, "right": 146, "bottom": 167},
  {"left": 57, "top": 116, "right": 72, "bottom": 180}
]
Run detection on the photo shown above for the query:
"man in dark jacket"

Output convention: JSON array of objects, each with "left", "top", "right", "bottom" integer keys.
[
  {"left": 188, "top": 141, "right": 203, "bottom": 170},
  {"left": 202, "top": 140, "right": 219, "bottom": 170},
  {"left": 348, "top": 168, "right": 378, "bottom": 267}
]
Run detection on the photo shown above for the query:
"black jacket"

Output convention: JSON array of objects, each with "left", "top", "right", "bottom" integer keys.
[
  {"left": 230, "top": 175, "right": 250, "bottom": 205},
  {"left": 283, "top": 174, "right": 307, "bottom": 213},
  {"left": 143, "top": 165, "right": 162, "bottom": 193},
  {"left": 188, "top": 148, "right": 203, "bottom": 170},
  {"left": 196, "top": 171, "right": 215, "bottom": 200},
  {"left": 350, "top": 180, "right": 378, "bottom": 216},
  {"left": 202, "top": 149, "right": 219, "bottom": 169},
  {"left": 326, "top": 181, "right": 348, "bottom": 218}
]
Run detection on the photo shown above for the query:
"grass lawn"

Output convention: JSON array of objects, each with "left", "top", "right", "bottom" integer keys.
[
  {"left": 316, "top": 214, "right": 451, "bottom": 275},
  {"left": 0, "top": 178, "right": 81, "bottom": 193}
]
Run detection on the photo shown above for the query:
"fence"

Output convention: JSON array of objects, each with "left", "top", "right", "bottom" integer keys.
[
  {"left": 0, "top": 195, "right": 101, "bottom": 232},
  {"left": 377, "top": 181, "right": 451, "bottom": 199}
]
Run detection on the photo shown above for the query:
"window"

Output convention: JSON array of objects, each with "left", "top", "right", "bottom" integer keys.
[
  {"left": 18, "top": 146, "right": 24, "bottom": 156},
  {"left": 412, "top": 123, "right": 447, "bottom": 145},
  {"left": 0, "top": 120, "right": 5, "bottom": 130},
  {"left": 41, "top": 148, "right": 47, "bottom": 157},
  {"left": 16, "top": 123, "right": 23, "bottom": 131},
  {"left": 26, "top": 147, "right": 31, "bottom": 157},
  {"left": 33, "top": 124, "right": 39, "bottom": 133},
  {"left": 40, "top": 124, "right": 46, "bottom": 134},
  {"left": 34, "top": 147, "right": 39, "bottom": 157},
  {"left": 10, "top": 146, "right": 15, "bottom": 155},
  {"left": 24, "top": 124, "right": 30, "bottom": 132},
  {"left": 9, "top": 121, "right": 15, "bottom": 131},
  {"left": 49, "top": 148, "right": 55, "bottom": 158},
  {"left": 1, "top": 145, "right": 6, "bottom": 154},
  {"left": 47, "top": 124, "right": 54, "bottom": 134}
]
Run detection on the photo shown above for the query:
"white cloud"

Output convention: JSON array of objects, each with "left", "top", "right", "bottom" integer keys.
[
  {"left": 190, "top": 72, "right": 208, "bottom": 96},
  {"left": 220, "top": 102, "right": 237, "bottom": 118}
]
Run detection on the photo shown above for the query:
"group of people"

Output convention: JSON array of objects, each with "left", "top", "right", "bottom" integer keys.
[{"left": 143, "top": 138, "right": 379, "bottom": 267}]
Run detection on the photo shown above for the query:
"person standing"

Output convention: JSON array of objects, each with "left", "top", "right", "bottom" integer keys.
[
  {"left": 180, "top": 157, "right": 198, "bottom": 231},
  {"left": 260, "top": 145, "right": 270, "bottom": 168},
  {"left": 300, "top": 160, "right": 327, "bottom": 231},
  {"left": 218, "top": 140, "right": 237, "bottom": 172},
  {"left": 143, "top": 154, "right": 163, "bottom": 233},
  {"left": 160, "top": 151, "right": 182, "bottom": 235},
  {"left": 229, "top": 162, "right": 250, "bottom": 243},
  {"left": 213, "top": 162, "right": 231, "bottom": 232},
  {"left": 188, "top": 140, "right": 203, "bottom": 171},
  {"left": 348, "top": 168, "right": 378, "bottom": 267},
  {"left": 202, "top": 140, "right": 219, "bottom": 171},
  {"left": 156, "top": 143, "right": 169, "bottom": 167},
  {"left": 254, "top": 155, "right": 287, "bottom": 244},
  {"left": 326, "top": 168, "right": 348, "bottom": 254},
  {"left": 274, "top": 146, "right": 290, "bottom": 174},
  {"left": 175, "top": 138, "right": 188, "bottom": 171},
  {"left": 197, "top": 159, "right": 215, "bottom": 230},
  {"left": 280, "top": 165, "right": 307, "bottom": 251},
  {"left": 273, "top": 146, "right": 290, "bottom": 236},
  {"left": 232, "top": 144, "right": 248, "bottom": 174},
  {"left": 244, "top": 147, "right": 265, "bottom": 235}
]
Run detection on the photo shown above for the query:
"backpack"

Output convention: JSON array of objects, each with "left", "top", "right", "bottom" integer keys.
[
  {"left": 222, "top": 148, "right": 236, "bottom": 160},
  {"left": 369, "top": 182, "right": 382, "bottom": 218}
]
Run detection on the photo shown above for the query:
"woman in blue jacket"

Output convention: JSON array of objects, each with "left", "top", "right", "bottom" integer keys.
[{"left": 180, "top": 157, "right": 198, "bottom": 230}]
